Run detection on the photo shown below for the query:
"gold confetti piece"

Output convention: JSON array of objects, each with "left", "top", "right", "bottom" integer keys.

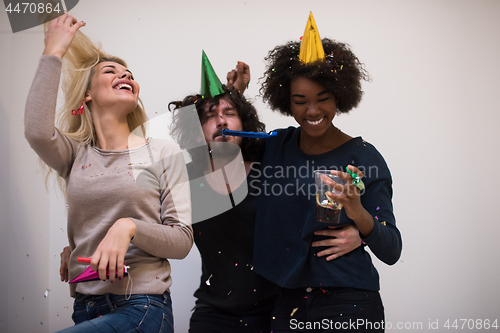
[
  {"left": 291, "top": 308, "right": 298, "bottom": 317},
  {"left": 381, "top": 221, "right": 387, "bottom": 226}
]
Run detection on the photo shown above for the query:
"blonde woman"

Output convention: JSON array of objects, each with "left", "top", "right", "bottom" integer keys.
[{"left": 25, "top": 14, "right": 192, "bottom": 333}]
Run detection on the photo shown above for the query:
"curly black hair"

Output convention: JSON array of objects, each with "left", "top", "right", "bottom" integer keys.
[
  {"left": 260, "top": 38, "right": 370, "bottom": 116},
  {"left": 169, "top": 87, "right": 265, "bottom": 163}
]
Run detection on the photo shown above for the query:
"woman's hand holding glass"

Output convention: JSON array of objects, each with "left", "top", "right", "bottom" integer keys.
[{"left": 323, "top": 165, "right": 375, "bottom": 238}]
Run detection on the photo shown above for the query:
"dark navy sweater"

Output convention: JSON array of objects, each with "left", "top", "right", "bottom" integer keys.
[{"left": 253, "top": 127, "right": 402, "bottom": 291}]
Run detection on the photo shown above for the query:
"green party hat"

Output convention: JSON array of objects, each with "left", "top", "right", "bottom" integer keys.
[
  {"left": 201, "top": 50, "right": 225, "bottom": 98},
  {"left": 299, "top": 12, "right": 325, "bottom": 64}
]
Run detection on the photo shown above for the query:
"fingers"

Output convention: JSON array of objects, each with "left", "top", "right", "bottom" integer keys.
[
  {"left": 236, "top": 61, "right": 250, "bottom": 80},
  {"left": 59, "top": 260, "right": 66, "bottom": 282},
  {"left": 311, "top": 233, "right": 343, "bottom": 248},
  {"left": 90, "top": 248, "right": 126, "bottom": 283},
  {"left": 320, "top": 174, "right": 344, "bottom": 193},
  {"left": 347, "top": 165, "right": 363, "bottom": 178},
  {"left": 313, "top": 224, "right": 361, "bottom": 260},
  {"left": 55, "top": 13, "right": 79, "bottom": 26},
  {"left": 314, "top": 244, "right": 349, "bottom": 261},
  {"left": 331, "top": 165, "right": 363, "bottom": 182},
  {"left": 226, "top": 69, "right": 236, "bottom": 86},
  {"left": 313, "top": 227, "right": 342, "bottom": 237},
  {"left": 325, "top": 165, "right": 366, "bottom": 200},
  {"left": 98, "top": 253, "right": 109, "bottom": 282},
  {"left": 88, "top": 219, "right": 133, "bottom": 283},
  {"left": 51, "top": 13, "right": 71, "bottom": 28},
  {"left": 316, "top": 245, "right": 342, "bottom": 260},
  {"left": 105, "top": 250, "right": 124, "bottom": 283},
  {"left": 231, "top": 61, "right": 250, "bottom": 94},
  {"left": 90, "top": 252, "right": 124, "bottom": 282},
  {"left": 59, "top": 246, "right": 71, "bottom": 282},
  {"left": 107, "top": 255, "right": 116, "bottom": 283},
  {"left": 90, "top": 251, "right": 101, "bottom": 276},
  {"left": 65, "top": 14, "right": 78, "bottom": 26},
  {"left": 312, "top": 234, "right": 346, "bottom": 247},
  {"left": 43, "top": 13, "right": 85, "bottom": 58},
  {"left": 326, "top": 250, "right": 348, "bottom": 261},
  {"left": 71, "top": 20, "right": 86, "bottom": 33},
  {"left": 116, "top": 254, "right": 125, "bottom": 280}
]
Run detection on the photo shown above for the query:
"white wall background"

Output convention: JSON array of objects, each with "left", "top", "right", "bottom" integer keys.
[{"left": 1, "top": 0, "right": 500, "bottom": 332}]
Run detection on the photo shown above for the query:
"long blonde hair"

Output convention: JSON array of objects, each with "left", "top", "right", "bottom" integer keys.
[
  {"left": 42, "top": 29, "right": 148, "bottom": 193},
  {"left": 60, "top": 30, "right": 147, "bottom": 144}
]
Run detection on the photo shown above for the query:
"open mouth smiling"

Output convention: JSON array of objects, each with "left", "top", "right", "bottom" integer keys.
[
  {"left": 113, "top": 82, "right": 134, "bottom": 93},
  {"left": 306, "top": 116, "right": 325, "bottom": 126}
]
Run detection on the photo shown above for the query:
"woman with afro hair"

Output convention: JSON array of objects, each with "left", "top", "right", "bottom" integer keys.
[{"left": 252, "top": 14, "right": 402, "bottom": 333}]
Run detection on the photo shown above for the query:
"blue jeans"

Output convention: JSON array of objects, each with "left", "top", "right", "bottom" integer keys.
[
  {"left": 56, "top": 292, "right": 173, "bottom": 333},
  {"left": 271, "top": 287, "right": 385, "bottom": 332}
]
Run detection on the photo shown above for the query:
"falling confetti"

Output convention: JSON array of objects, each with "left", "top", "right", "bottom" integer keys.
[
  {"left": 206, "top": 274, "right": 212, "bottom": 286},
  {"left": 290, "top": 308, "right": 298, "bottom": 317},
  {"left": 44, "top": 289, "right": 50, "bottom": 298}
]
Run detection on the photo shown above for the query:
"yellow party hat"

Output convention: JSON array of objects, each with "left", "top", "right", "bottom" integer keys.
[{"left": 298, "top": 12, "right": 325, "bottom": 64}]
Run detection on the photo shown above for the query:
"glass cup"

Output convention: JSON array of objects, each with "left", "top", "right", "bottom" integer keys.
[{"left": 314, "top": 170, "right": 347, "bottom": 224}]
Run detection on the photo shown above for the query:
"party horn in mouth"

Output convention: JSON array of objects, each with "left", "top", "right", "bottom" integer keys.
[{"left": 221, "top": 129, "right": 277, "bottom": 138}]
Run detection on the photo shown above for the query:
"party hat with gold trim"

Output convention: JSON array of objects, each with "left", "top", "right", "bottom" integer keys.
[
  {"left": 299, "top": 12, "right": 325, "bottom": 64},
  {"left": 201, "top": 50, "right": 225, "bottom": 98}
]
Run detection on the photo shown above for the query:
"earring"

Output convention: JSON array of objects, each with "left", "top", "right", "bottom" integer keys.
[{"left": 72, "top": 100, "right": 85, "bottom": 115}]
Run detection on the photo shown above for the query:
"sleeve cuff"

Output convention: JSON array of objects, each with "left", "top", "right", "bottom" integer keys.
[{"left": 360, "top": 216, "right": 382, "bottom": 244}]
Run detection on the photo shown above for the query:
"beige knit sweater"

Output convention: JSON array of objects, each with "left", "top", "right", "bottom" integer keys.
[{"left": 25, "top": 55, "right": 193, "bottom": 297}]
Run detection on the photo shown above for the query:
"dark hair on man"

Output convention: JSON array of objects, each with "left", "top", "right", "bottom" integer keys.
[
  {"left": 170, "top": 87, "right": 265, "bottom": 163},
  {"left": 260, "top": 38, "right": 370, "bottom": 116}
]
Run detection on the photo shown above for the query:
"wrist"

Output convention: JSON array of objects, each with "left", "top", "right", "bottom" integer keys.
[
  {"left": 42, "top": 49, "right": 64, "bottom": 59},
  {"left": 350, "top": 209, "right": 374, "bottom": 238},
  {"left": 118, "top": 218, "right": 136, "bottom": 239}
]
